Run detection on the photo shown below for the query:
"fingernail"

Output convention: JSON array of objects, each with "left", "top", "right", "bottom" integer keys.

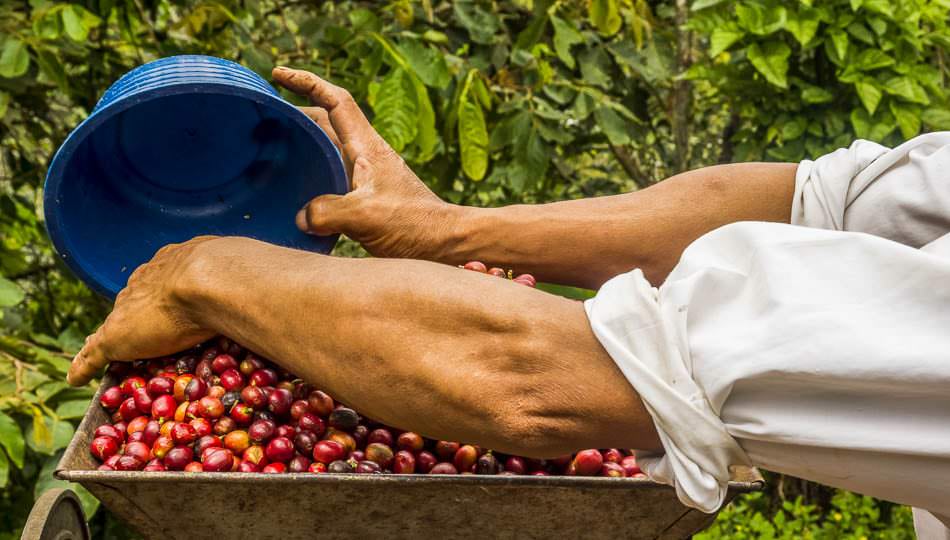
[
  {"left": 274, "top": 66, "right": 290, "bottom": 72},
  {"left": 295, "top": 209, "right": 308, "bottom": 232}
]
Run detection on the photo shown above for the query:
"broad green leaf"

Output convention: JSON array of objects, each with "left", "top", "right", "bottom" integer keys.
[
  {"left": 579, "top": 47, "right": 612, "bottom": 89},
  {"left": 846, "top": 22, "right": 875, "bottom": 45},
  {"left": 551, "top": 16, "right": 583, "bottom": 68},
  {"left": 594, "top": 106, "right": 631, "bottom": 145},
  {"left": 0, "top": 91, "right": 8, "bottom": 119},
  {"left": 33, "top": 11, "right": 63, "bottom": 40},
  {"left": 26, "top": 412, "right": 74, "bottom": 456},
  {"left": 0, "top": 413, "right": 24, "bottom": 468},
  {"left": 0, "top": 447, "right": 8, "bottom": 489},
  {"left": 458, "top": 72, "right": 489, "bottom": 181},
  {"left": 411, "top": 78, "right": 439, "bottom": 162},
  {"left": 589, "top": 0, "right": 622, "bottom": 36},
  {"left": 922, "top": 108, "right": 950, "bottom": 130},
  {"left": 691, "top": 0, "right": 728, "bottom": 9},
  {"left": 850, "top": 0, "right": 863, "bottom": 10},
  {"left": 513, "top": 0, "right": 552, "bottom": 50},
  {"left": 855, "top": 81, "right": 882, "bottom": 114},
  {"left": 55, "top": 399, "right": 91, "bottom": 420},
  {"left": 710, "top": 27, "right": 744, "bottom": 56},
  {"left": 736, "top": 4, "right": 786, "bottom": 35},
  {"left": 0, "top": 277, "right": 24, "bottom": 307},
  {"left": 851, "top": 108, "right": 894, "bottom": 140},
  {"left": 801, "top": 86, "right": 833, "bottom": 104},
  {"left": 490, "top": 111, "right": 531, "bottom": 151},
  {"left": 453, "top": 1, "right": 500, "bottom": 44},
  {"left": 787, "top": 8, "right": 820, "bottom": 46},
  {"left": 889, "top": 102, "right": 920, "bottom": 139},
  {"left": 35, "top": 452, "right": 100, "bottom": 518},
  {"left": 34, "top": 50, "right": 69, "bottom": 93},
  {"left": 0, "top": 39, "right": 30, "bottom": 79},
  {"left": 829, "top": 30, "right": 849, "bottom": 61},
  {"left": 860, "top": 0, "right": 894, "bottom": 17},
  {"left": 882, "top": 76, "right": 929, "bottom": 104},
  {"left": 747, "top": 41, "right": 791, "bottom": 88},
  {"left": 867, "top": 16, "right": 887, "bottom": 36},
  {"left": 371, "top": 68, "right": 418, "bottom": 152},
  {"left": 62, "top": 6, "right": 88, "bottom": 41},
  {"left": 854, "top": 49, "right": 894, "bottom": 71},
  {"left": 398, "top": 40, "right": 450, "bottom": 89},
  {"left": 781, "top": 117, "right": 807, "bottom": 140}
]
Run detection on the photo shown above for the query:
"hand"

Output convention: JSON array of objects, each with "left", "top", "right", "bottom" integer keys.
[
  {"left": 66, "top": 236, "right": 224, "bottom": 386},
  {"left": 271, "top": 66, "right": 461, "bottom": 260}
]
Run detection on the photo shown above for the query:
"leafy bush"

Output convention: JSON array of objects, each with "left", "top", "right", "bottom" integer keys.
[{"left": 1, "top": 0, "right": 945, "bottom": 537}]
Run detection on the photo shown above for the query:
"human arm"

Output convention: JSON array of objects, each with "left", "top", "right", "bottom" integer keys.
[
  {"left": 66, "top": 237, "right": 661, "bottom": 458},
  {"left": 271, "top": 67, "right": 797, "bottom": 289}
]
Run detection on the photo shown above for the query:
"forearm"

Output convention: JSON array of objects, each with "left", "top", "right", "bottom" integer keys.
[
  {"left": 438, "top": 162, "right": 797, "bottom": 288},
  {"left": 179, "top": 240, "right": 661, "bottom": 457}
]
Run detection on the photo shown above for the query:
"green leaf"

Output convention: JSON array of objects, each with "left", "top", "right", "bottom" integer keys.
[
  {"left": 453, "top": 1, "right": 500, "bottom": 44},
  {"left": 513, "top": 0, "right": 552, "bottom": 50},
  {"left": 0, "top": 447, "right": 8, "bottom": 489},
  {"left": 747, "top": 41, "right": 791, "bottom": 88},
  {"left": 594, "top": 106, "right": 631, "bottom": 145},
  {"left": 411, "top": 78, "right": 439, "bottom": 163},
  {"left": 829, "top": 30, "right": 849, "bottom": 61},
  {"left": 35, "top": 452, "right": 100, "bottom": 518},
  {"left": 0, "top": 413, "right": 24, "bottom": 468},
  {"left": 458, "top": 72, "right": 489, "bottom": 181},
  {"left": 846, "top": 22, "right": 875, "bottom": 45},
  {"left": 860, "top": 0, "right": 894, "bottom": 17},
  {"left": 551, "top": 16, "right": 583, "bottom": 69},
  {"left": 490, "top": 111, "right": 532, "bottom": 151},
  {"left": 882, "top": 76, "right": 929, "bottom": 104},
  {"left": 0, "top": 39, "right": 30, "bottom": 79},
  {"left": 922, "top": 108, "right": 950, "bottom": 130},
  {"left": 736, "top": 4, "right": 787, "bottom": 35},
  {"left": 855, "top": 81, "right": 882, "bottom": 114},
  {"left": 781, "top": 116, "right": 807, "bottom": 140},
  {"left": 0, "top": 277, "right": 24, "bottom": 307},
  {"left": 371, "top": 68, "right": 418, "bottom": 153},
  {"left": 710, "top": 27, "right": 745, "bottom": 56},
  {"left": 62, "top": 6, "right": 88, "bottom": 41},
  {"left": 26, "top": 413, "right": 74, "bottom": 456},
  {"left": 55, "top": 399, "right": 92, "bottom": 420},
  {"left": 854, "top": 49, "right": 894, "bottom": 71},
  {"left": 801, "top": 86, "right": 833, "bottom": 104},
  {"left": 0, "top": 91, "right": 8, "bottom": 120},
  {"left": 589, "top": 0, "right": 622, "bottom": 36},
  {"left": 398, "top": 40, "right": 451, "bottom": 89},
  {"left": 579, "top": 47, "right": 612, "bottom": 89},
  {"left": 787, "top": 8, "right": 820, "bottom": 46},
  {"left": 691, "top": 0, "right": 728, "bottom": 9},
  {"left": 890, "top": 102, "right": 920, "bottom": 139}
]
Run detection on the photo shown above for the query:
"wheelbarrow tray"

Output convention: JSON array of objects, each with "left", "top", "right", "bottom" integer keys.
[{"left": 57, "top": 375, "right": 762, "bottom": 539}]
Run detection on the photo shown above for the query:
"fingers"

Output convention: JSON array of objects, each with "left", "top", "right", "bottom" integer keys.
[
  {"left": 68, "top": 328, "right": 112, "bottom": 386},
  {"left": 295, "top": 193, "right": 355, "bottom": 236},
  {"left": 271, "top": 67, "right": 380, "bottom": 151},
  {"left": 298, "top": 107, "right": 342, "bottom": 151}
]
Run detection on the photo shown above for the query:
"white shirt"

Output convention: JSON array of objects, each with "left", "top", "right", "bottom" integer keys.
[{"left": 584, "top": 133, "right": 950, "bottom": 536}]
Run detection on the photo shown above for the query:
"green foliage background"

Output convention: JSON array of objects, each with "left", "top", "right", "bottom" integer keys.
[{"left": 2, "top": 0, "right": 946, "bottom": 536}]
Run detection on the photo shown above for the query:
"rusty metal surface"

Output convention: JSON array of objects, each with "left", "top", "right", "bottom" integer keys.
[
  {"left": 21, "top": 488, "right": 91, "bottom": 540},
  {"left": 56, "top": 375, "right": 763, "bottom": 539}
]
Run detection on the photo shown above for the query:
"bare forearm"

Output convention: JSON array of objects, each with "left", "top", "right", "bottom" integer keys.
[
  {"left": 438, "top": 163, "right": 797, "bottom": 288},
  {"left": 180, "top": 241, "right": 660, "bottom": 457}
]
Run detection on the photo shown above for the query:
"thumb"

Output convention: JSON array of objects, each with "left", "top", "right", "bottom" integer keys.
[{"left": 296, "top": 193, "right": 354, "bottom": 236}]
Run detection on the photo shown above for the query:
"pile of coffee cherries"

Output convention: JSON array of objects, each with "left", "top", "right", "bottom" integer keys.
[{"left": 90, "top": 262, "right": 645, "bottom": 478}]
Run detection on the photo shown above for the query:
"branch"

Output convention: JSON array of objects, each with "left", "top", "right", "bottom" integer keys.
[
  {"left": 609, "top": 144, "right": 654, "bottom": 189},
  {"left": 670, "top": 0, "right": 693, "bottom": 173}
]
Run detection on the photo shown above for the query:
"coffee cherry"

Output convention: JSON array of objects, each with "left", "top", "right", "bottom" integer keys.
[
  {"left": 475, "top": 453, "right": 501, "bottom": 475},
  {"left": 602, "top": 448, "right": 623, "bottom": 464},
  {"left": 312, "top": 440, "right": 346, "bottom": 464},
  {"left": 94, "top": 425, "right": 123, "bottom": 443},
  {"left": 239, "top": 355, "right": 265, "bottom": 376},
  {"left": 392, "top": 451, "right": 415, "bottom": 474},
  {"left": 488, "top": 267, "right": 506, "bottom": 277},
  {"left": 238, "top": 461, "right": 260, "bottom": 473},
  {"left": 184, "top": 462, "right": 204, "bottom": 473},
  {"left": 290, "top": 400, "right": 310, "bottom": 420},
  {"left": 207, "top": 385, "right": 226, "bottom": 399},
  {"left": 143, "top": 459, "right": 166, "bottom": 472},
  {"left": 356, "top": 460, "right": 382, "bottom": 474},
  {"left": 175, "top": 355, "right": 197, "bottom": 375},
  {"left": 190, "top": 417, "right": 213, "bottom": 438},
  {"left": 196, "top": 435, "right": 222, "bottom": 455},
  {"left": 119, "top": 398, "right": 139, "bottom": 422},
  {"left": 262, "top": 462, "right": 286, "bottom": 474},
  {"left": 601, "top": 462, "right": 625, "bottom": 477},
  {"left": 265, "top": 437, "right": 294, "bottom": 463},
  {"left": 267, "top": 388, "right": 293, "bottom": 416},
  {"left": 349, "top": 450, "right": 365, "bottom": 462},
  {"left": 224, "top": 430, "right": 250, "bottom": 455},
  {"left": 90, "top": 436, "right": 119, "bottom": 461},
  {"left": 308, "top": 462, "right": 327, "bottom": 473},
  {"left": 184, "top": 378, "right": 208, "bottom": 401},
  {"left": 173, "top": 375, "right": 193, "bottom": 402},
  {"left": 213, "top": 417, "right": 237, "bottom": 436},
  {"left": 463, "top": 261, "right": 487, "bottom": 273},
  {"left": 241, "top": 386, "right": 267, "bottom": 409},
  {"left": 549, "top": 455, "right": 572, "bottom": 468},
  {"left": 125, "top": 441, "right": 151, "bottom": 463},
  {"left": 203, "top": 448, "right": 235, "bottom": 472},
  {"left": 435, "top": 441, "right": 460, "bottom": 461},
  {"left": 307, "top": 390, "right": 334, "bottom": 416},
  {"left": 572, "top": 449, "right": 603, "bottom": 476},
  {"left": 142, "top": 420, "right": 161, "bottom": 445},
  {"left": 429, "top": 462, "right": 459, "bottom": 474},
  {"left": 212, "top": 354, "right": 238, "bottom": 375},
  {"left": 126, "top": 415, "right": 149, "bottom": 435},
  {"left": 513, "top": 274, "right": 536, "bottom": 287},
  {"left": 416, "top": 451, "right": 437, "bottom": 474},
  {"left": 115, "top": 455, "right": 144, "bottom": 471},
  {"left": 288, "top": 455, "right": 312, "bottom": 473},
  {"left": 454, "top": 445, "right": 478, "bottom": 473},
  {"left": 152, "top": 436, "right": 174, "bottom": 459},
  {"left": 294, "top": 431, "right": 318, "bottom": 455},
  {"left": 100, "top": 386, "right": 124, "bottom": 411},
  {"left": 620, "top": 455, "right": 641, "bottom": 477},
  {"left": 195, "top": 359, "right": 214, "bottom": 382},
  {"left": 275, "top": 425, "right": 296, "bottom": 439},
  {"left": 171, "top": 423, "right": 197, "bottom": 445},
  {"left": 297, "top": 413, "right": 325, "bottom": 437},
  {"left": 131, "top": 387, "right": 153, "bottom": 415},
  {"left": 324, "top": 430, "right": 356, "bottom": 454},
  {"left": 328, "top": 408, "right": 359, "bottom": 431},
  {"left": 195, "top": 396, "right": 224, "bottom": 420},
  {"left": 532, "top": 470, "right": 550, "bottom": 476},
  {"left": 128, "top": 431, "right": 146, "bottom": 444},
  {"left": 243, "top": 445, "right": 267, "bottom": 466},
  {"left": 367, "top": 428, "right": 394, "bottom": 447},
  {"left": 327, "top": 460, "right": 353, "bottom": 474},
  {"left": 146, "top": 376, "right": 174, "bottom": 397},
  {"left": 351, "top": 425, "right": 368, "bottom": 447},
  {"left": 151, "top": 395, "right": 177, "bottom": 421},
  {"left": 505, "top": 456, "right": 527, "bottom": 475},
  {"left": 119, "top": 376, "right": 146, "bottom": 396},
  {"left": 248, "top": 419, "right": 276, "bottom": 442},
  {"left": 396, "top": 432, "right": 424, "bottom": 453},
  {"left": 230, "top": 403, "right": 254, "bottom": 425},
  {"left": 220, "top": 369, "right": 244, "bottom": 392},
  {"left": 250, "top": 369, "right": 278, "bottom": 388},
  {"left": 173, "top": 401, "right": 189, "bottom": 423},
  {"left": 365, "top": 443, "right": 394, "bottom": 469}
]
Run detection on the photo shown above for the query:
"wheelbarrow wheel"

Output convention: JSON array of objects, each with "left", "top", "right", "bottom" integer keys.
[{"left": 21, "top": 488, "right": 90, "bottom": 540}]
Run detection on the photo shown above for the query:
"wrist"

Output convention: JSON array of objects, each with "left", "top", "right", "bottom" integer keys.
[
  {"left": 428, "top": 204, "right": 488, "bottom": 263},
  {"left": 170, "top": 238, "right": 245, "bottom": 330}
]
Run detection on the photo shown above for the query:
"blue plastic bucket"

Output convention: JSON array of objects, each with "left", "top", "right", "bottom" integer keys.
[{"left": 44, "top": 55, "right": 347, "bottom": 298}]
